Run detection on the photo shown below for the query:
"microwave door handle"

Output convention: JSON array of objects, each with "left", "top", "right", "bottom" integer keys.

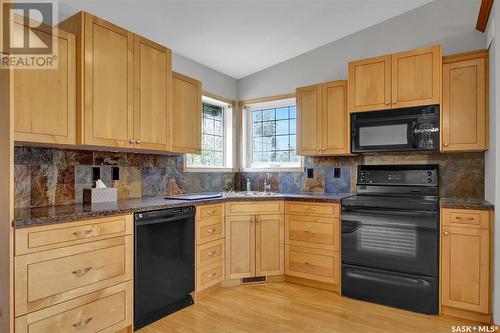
[{"left": 408, "top": 121, "right": 417, "bottom": 148}]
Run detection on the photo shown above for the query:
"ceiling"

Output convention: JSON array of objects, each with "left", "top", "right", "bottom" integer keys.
[{"left": 58, "top": 0, "right": 435, "bottom": 79}]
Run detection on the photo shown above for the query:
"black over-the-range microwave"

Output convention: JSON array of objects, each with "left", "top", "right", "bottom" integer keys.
[{"left": 351, "top": 105, "right": 440, "bottom": 153}]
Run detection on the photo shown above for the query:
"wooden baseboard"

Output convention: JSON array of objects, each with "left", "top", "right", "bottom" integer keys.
[
  {"left": 195, "top": 283, "right": 221, "bottom": 300},
  {"left": 441, "top": 306, "right": 492, "bottom": 323},
  {"left": 267, "top": 275, "right": 285, "bottom": 282},
  {"left": 285, "top": 275, "right": 339, "bottom": 292},
  {"left": 116, "top": 325, "right": 133, "bottom": 333}
]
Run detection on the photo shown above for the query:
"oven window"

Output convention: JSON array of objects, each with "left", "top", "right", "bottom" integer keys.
[
  {"left": 358, "top": 225, "right": 417, "bottom": 257},
  {"left": 359, "top": 124, "right": 408, "bottom": 146}
]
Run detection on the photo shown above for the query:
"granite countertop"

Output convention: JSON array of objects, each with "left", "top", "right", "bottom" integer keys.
[
  {"left": 439, "top": 198, "right": 494, "bottom": 211},
  {"left": 13, "top": 192, "right": 352, "bottom": 228}
]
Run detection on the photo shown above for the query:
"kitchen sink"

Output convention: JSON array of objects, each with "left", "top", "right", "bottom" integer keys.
[{"left": 223, "top": 191, "right": 281, "bottom": 198}]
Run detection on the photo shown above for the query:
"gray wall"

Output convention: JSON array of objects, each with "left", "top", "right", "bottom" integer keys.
[
  {"left": 237, "top": 0, "right": 485, "bottom": 100},
  {"left": 486, "top": 2, "right": 500, "bottom": 324},
  {"left": 173, "top": 53, "right": 238, "bottom": 101}
]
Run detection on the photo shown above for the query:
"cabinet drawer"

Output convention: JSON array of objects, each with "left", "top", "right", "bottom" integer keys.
[
  {"left": 285, "top": 245, "right": 339, "bottom": 285},
  {"left": 198, "top": 203, "right": 223, "bottom": 218},
  {"left": 196, "top": 215, "right": 224, "bottom": 245},
  {"left": 442, "top": 208, "right": 490, "bottom": 229},
  {"left": 15, "top": 281, "right": 132, "bottom": 333},
  {"left": 15, "top": 214, "right": 133, "bottom": 255},
  {"left": 286, "top": 202, "right": 339, "bottom": 217},
  {"left": 15, "top": 236, "right": 132, "bottom": 316},
  {"left": 225, "top": 201, "right": 284, "bottom": 215},
  {"left": 197, "top": 239, "right": 224, "bottom": 268},
  {"left": 197, "top": 261, "right": 224, "bottom": 292},
  {"left": 286, "top": 215, "right": 339, "bottom": 250}
]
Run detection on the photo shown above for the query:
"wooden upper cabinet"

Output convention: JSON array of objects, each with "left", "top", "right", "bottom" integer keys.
[
  {"left": 348, "top": 55, "right": 391, "bottom": 112},
  {"left": 13, "top": 20, "right": 76, "bottom": 145},
  {"left": 348, "top": 45, "right": 441, "bottom": 112},
  {"left": 297, "top": 81, "right": 349, "bottom": 156},
  {"left": 392, "top": 45, "right": 442, "bottom": 108},
  {"left": 442, "top": 51, "right": 488, "bottom": 152},
  {"left": 322, "top": 81, "right": 349, "bottom": 155},
  {"left": 171, "top": 72, "right": 202, "bottom": 154},
  {"left": 134, "top": 35, "right": 172, "bottom": 151},
  {"left": 296, "top": 84, "right": 322, "bottom": 156},
  {"left": 59, "top": 11, "right": 172, "bottom": 151},
  {"left": 83, "top": 14, "right": 134, "bottom": 148},
  {"left": 441, "top": 226, "right": 490, "bottom": 314}
]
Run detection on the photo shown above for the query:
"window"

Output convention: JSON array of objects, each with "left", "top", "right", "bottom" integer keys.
[
  {"left": 186, "top": 96, "right": 233, "bottom": 170},
  {"left": 243, "top": 97, "right": 302, "bottom": 170}
]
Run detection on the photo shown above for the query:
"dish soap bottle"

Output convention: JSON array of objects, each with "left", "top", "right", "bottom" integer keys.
[{"left": 246, "top": 178, "right": 251, "bottom": 192}]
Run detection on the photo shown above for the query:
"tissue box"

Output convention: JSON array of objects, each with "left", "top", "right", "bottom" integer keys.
[{"left": 83, "top": 188, "right": 118, "bottom": 204}]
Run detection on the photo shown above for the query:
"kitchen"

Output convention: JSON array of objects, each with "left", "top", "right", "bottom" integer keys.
[{"left": 0, "top": 0, "right": 498, "bottom": 332}]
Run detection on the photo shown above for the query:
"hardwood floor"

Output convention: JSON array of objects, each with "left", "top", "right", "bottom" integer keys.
[{"left": 138, "top": 282, "right": 482, "bottom": 333}]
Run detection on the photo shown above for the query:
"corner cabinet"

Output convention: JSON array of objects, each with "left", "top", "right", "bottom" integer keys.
[
  {"left": 59, "top": 12, "right": 172, "bottom": 151},
  {"left": 441, "top": 51, "right": 488, "bottom": 152},
  {"left": 348, "top": 45, "right": 442, "bottom": 112},
  {"left": 225, "top": 201, "right": 284, "bottom": 279},
  {"left": 297, "top": 80, "right": 349, "bottom": 156},
  {"left": 13, "top": 20, "right": 76, "bottom": 145},
  {"left": 171, "top": 72, "right": 202, "bottom": 154},
  {"left": 441, "top": 208, "right": 492, "bottom": 322}
]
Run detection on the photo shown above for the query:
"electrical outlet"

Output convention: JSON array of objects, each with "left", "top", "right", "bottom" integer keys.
[
  {"left": 334, "top": 168, "right": 341, "bottom": 178},
  {"left": 112, "top": 167, "right": 120, "bottom": 181},
  {"left": 307, "top": 168, "right": 314, "bottom": 178},
  {"left": 92, "top": 167, "right": 101, "bottom": 182}
]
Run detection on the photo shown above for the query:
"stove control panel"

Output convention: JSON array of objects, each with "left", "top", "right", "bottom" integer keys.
[{"left": 357, "top": 165, "right": 438, "bottom": 186}]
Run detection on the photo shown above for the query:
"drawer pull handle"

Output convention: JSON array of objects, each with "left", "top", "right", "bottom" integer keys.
[
  {"left": 207, "top": 251, "right": 217, "bottom": 257},
  {"left": 206, "top": 228, "right": 216, "bottom": 233},
  {"left": 207, "top": 273, "right": 217, "bottom": 278},
  {"left": 73, "top": 317, "right": 93, "bottom": 328},
  {"left": 455, "top": 216, "right": 475, "bottom": 221},
  {"left": 304, "top": 230, "right": 317, "bottom": 235},
  {"left": 207, "top": 210, "right": 214, "bottom": 215},
  {"left": 306, "top": 207, "right": 317, "bottom": 212},
  {"left": 72, "top": 266, "right": 93, "bottom": 277},
  {"left": 73, "top": 229, "right": 93, "bottom": 238},
  {"left": 305, "top": 262, "right": 316, "bottom": 266}
]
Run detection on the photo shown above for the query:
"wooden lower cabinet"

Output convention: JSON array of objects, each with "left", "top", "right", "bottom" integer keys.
[
  {"left": 440, "top": 208, "right": 492, "bottom": 322},
  {"left": 284, "top": 202, "right": 340, "bottom": 291},
  {"left": 196, "top": 203, "right": 225, "bottom": 294},
  {"left": 15, "top": 281, "right": 132, "bottom": 333},
  {"left": 225, "top": 202, "right": 285, "bottom": 280},
  {"left": 13, "top": 215, "right": 134, "bottom": 332}
]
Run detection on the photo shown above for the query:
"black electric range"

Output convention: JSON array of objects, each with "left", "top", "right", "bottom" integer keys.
[{"left": 341, "top": 164, "right": 439, "bottom": 314}]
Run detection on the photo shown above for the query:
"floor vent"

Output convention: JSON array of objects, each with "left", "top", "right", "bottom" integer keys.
[{"left": 241, "top": 276, "right": 267, "bottom": 285}]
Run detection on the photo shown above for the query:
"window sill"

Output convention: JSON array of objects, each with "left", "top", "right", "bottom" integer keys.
[
  {"left": 240, "top": 167, "right": 304, "bottom": 173},
  {"left": 183, "top": 166, "right": 236, "bottom": 173}
]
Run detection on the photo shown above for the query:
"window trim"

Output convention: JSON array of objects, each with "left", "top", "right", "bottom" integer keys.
[
  {"left": 184, "top": 92, "right": 237, "bottom": 173},
  {"left": 240, "top": 93, "right": 304, "bottom": 172}
]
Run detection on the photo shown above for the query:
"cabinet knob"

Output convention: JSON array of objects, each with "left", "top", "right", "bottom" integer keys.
[
  {"left": 392, "top": 100, "right": 397, "bottom": 104},
  {"left": 385, "top": 101, "right": 390, "bottom": 105},
  {"left": 136, "top": 140, "right": 141, "bottom": 144},
  {"left": 443, "top": 230, "right": 449, "bottom": 236},
  {"left": 444, "top": 142, "right": 449, "bottom": 147},
  {"left": 129, "top": 139, "right": 135, "bottom": 144}
]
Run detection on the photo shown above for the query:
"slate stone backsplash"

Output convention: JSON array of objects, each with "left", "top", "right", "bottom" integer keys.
[{"left": 14, "top": 145, "right": 484, "bottom": 208}]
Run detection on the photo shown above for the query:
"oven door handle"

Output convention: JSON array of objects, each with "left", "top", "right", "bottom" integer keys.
[{"left": 341, "top": 217, "right": 437, "bottom": 230}]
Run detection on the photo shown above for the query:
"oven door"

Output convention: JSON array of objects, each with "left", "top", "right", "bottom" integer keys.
[
  {"left": 352, "top": 117, "right": 416, "bottom": 153},
  {"left": 341, "top": 208, "right": 438, "bottom": 276}
]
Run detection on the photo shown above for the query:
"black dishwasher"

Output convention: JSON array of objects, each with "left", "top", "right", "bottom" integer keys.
[{"left": 134, "top": 206, "right": 195, "bottom": 330}]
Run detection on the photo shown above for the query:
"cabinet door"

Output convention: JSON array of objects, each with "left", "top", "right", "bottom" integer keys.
[
  {"left": 171, "top": 72, "right": 202, "bottom": 153},
  {"left": 14, "top": 25, "right": 76, "bottom": 144},
  {"left": 134, "top": 35, "right": 171, "bottom": 151},
  {"left": 296, "top": 84, "right": 321, "bottom": 155},
  {"left": 391, "top": 45, "right": 441, "bottom": 109},
  {"left": 348, "top": 55, "right": 391, "bottom": 112},
  {"left": 442, "top": 226, "right": 489, "bottom": 313},
  {"left": 322, "top": 81, "right": 349, "bottom": 155},
  {"left": 83, "top": 14, "right": 134, "bottom": 148},
  {"left": 255, "top": 214, "right": 284, "bottom": 276},
  {"left": 225, "top": 215, "right": 255, "bottom": 279},
  {"left": 442, "top": 56, "right": 487, "bottom": 152}
]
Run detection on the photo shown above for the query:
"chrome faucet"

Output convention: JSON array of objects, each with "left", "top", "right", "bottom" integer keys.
[{"left": 264, "top": 173, "right": 271, "bottom": 192}]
